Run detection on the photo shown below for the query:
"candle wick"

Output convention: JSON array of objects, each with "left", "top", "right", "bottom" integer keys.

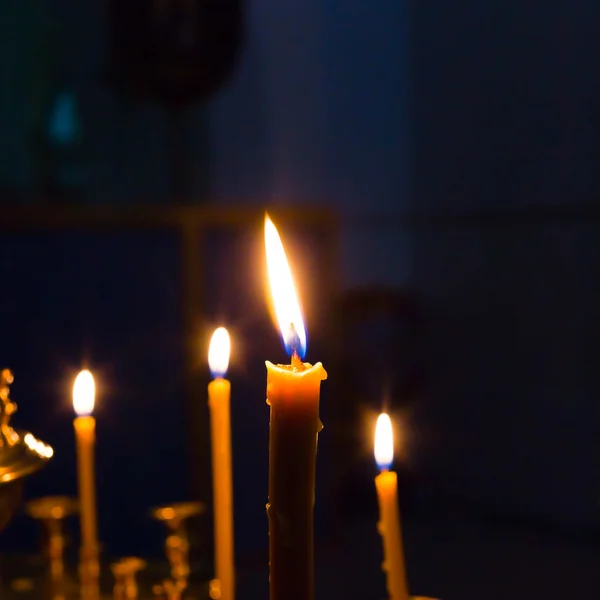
[{"left": 291, "top": 351, "right": 303, "bottom": 370}]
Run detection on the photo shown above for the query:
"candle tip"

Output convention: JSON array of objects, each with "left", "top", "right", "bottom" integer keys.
[{"left": 291, "top": 350, "right": 305, "bottom": 370}]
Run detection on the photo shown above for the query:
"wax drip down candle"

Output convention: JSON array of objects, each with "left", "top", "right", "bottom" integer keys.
[{"left": 264, "top": 215, "right": 327, "bottom": 600}]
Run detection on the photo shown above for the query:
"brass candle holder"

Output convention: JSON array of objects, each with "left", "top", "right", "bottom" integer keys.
[
  {"left": 152, "top": 578, "right": 187, "bottom": 600},
  {"left": 151, "top": 501, "right": 205, "bottom": 594},
  {"left": 111, "top": 556, "right": 146, "bottom": 600},
  {"left": 0, "top": 369, "right": 53, "bottom": 533},
  {"left": 26, "top": 495, "right": 79, "bottom": 599}
]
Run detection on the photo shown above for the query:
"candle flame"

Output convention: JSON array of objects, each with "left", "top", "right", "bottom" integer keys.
[
  {"left": 264, "top": 215, "right": 307, "bottom": 359},
  {"left": 208, "top": 327, "right": 231, "bottom": 379},
  {"left": 73, "top": 370, "right": 95, "bottom": 416},
  {"left": 374, "top": 413, "right": 394, "bottom": 471}
]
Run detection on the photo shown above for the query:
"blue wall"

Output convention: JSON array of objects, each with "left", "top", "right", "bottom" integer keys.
[
  {"left": 412, "top": 0, "right": 600, "bottom": 531},
  {"left": 0, "top": 0, "right": 410, "bottom": 288}
]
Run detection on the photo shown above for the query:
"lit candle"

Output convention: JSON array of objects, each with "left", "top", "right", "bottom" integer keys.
[
  {"left": 73, "top": 369, "right": 99, "bottom": 600},
  {"left": 374, "top": 413, "right": 409, "bottom": 600},
  {"left": 208, "top": 327, "right": 235, "bottom": 600},
  {"left": 264, "top": 215, "right": 327, "bottom": 600}
]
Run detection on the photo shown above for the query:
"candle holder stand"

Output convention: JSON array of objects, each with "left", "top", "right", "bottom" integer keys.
[
  {"left": 151, "top": 501, "right": 205, "bottom": 596},
  {"left": 111, "top": 556, "right": 146, "bottom": 600},
  {"left": 79, "top": 545, "right": 100, "bottom": 600},
  {"left": 152, "top": 578, "right": 186, "bottom": 600},
  {"left": 0, "top": 369, "right": 53, "bottom": 532},
  {"left": 26, "top": 495, "right": 79, "bottom": 599}
]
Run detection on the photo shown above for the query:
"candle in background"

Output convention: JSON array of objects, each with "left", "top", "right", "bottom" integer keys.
[
  {"left": 374, "top": 413, "right": 409, "bottom": 600},
  {"left": 264, "top": 215, "right": 327, "bottom": 600},
  {"left": 73, "top": 369, "right": 99, "bottom": 600},
  {"left": 208, "top": 327, "right": 235, "bottom": 600}
]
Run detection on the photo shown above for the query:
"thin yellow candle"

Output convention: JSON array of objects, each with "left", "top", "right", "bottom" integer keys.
[
  {"left": 208, "top": 327, "right": 235, "bottom": 600},
  {"left": 73, "top": 369, "right": 99, "bottom": 600},
  {"left": 374, "top": 413, "right": 410, "bottom": 600},
  {"left": 264, "top": 215, "right": 327, "bottom": 600}
]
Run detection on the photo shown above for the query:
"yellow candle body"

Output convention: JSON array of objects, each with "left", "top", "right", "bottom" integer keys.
[
  {"left": 375, "top": 470, "right": 409, "bottom": 600},
  {"left": 208, "top": 378, "right": 235, "bottom": 600},
  {"left": 74, "top": 415, "right": 99, "bottom": 600},
  {"left": 266, "top": 360, "right": 327, "bottom": 600},
  {"left": 74, "top": 416, "right": 98, "bottom": 556}
]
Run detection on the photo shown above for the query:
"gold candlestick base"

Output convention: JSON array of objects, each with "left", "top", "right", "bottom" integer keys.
[
  {"left": 111, "top": 556, "right": 146, "bottom": 600},
  {"left": 79, "top": 545, "right": 100, "bottom": 600},
  {"left": 26, "top": 495, "right": 79, "bottom": 599},
  {"left": 153, "top": 578, "right": 186, "bottom": 600},
  {"left": 151, "top": 501, "right": 205, "bottom": 592}
]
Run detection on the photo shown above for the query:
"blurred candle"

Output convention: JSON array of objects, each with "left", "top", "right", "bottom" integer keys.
[
  {"left": 374, "top": 413, "right": 409, "bottom": 600},
  {"left": 208, "top": 327, "right": 235, "bottom": 600},
  {"left": 73, "top": 369, "right": 99, "bottom": 600},
  {"left": 264, "top": 215, "right": 327, "bottom": 600}
]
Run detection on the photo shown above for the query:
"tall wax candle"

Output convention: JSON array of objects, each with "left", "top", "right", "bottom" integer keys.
[
  {"left": 374, "top": 413, "right": 409, "bottom": 600},
  {"left": 208, "top": 327, "right": 235, "bottom": 600},
  {"left": 264, "top": 215, "right": 327, "bottom": 600},
  {"left": 73, "top": 369, "right": 99, "bottom": 600}
]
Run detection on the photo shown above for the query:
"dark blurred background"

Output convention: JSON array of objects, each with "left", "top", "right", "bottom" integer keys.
[{"left": 0, "top": 0, "right": 599, "bottom": 599}]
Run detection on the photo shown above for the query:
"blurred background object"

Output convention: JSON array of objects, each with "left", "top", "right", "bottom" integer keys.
[{"left": 107, "top": 0, "right": 243, "bottom": 202}]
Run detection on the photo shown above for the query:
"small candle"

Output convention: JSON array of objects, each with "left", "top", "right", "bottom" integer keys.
[
  {"left": 374, "top": 413, "right": 409, "bottom": 600},
  {"left": 208, "top": 327, "right": 235, "bottom": 600},
  {"left": 264, "top": 215, "right": 327, "bottom": 600},
  {"left": 73, "top": 369, "right": 99, "bottom": 600}
]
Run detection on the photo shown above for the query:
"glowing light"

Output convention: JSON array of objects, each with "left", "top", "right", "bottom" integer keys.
[
  {"left": 47, "top": 90, "right": 81, "bottom": 145},
  {"left": 23, "top": 433, "right": 53, "bottom": 459},
  {"left": 374, "top": 413, "right": 394, "bottom": 471},
  {"left": 264, "top": 215, "right": 307, "bottom": 359},
  {"left": 159, "top": 507, "right": 175, "bottom": 520},
  {"left": 208, "top": 327, "right": 231, "bottom": 379},
  {"left": 73, "top": 370, "right": 95, "bottom": 416}
]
